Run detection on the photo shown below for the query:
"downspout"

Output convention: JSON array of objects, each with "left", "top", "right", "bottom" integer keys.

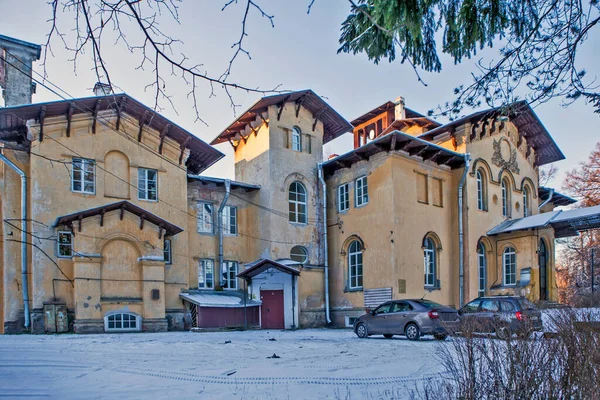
[
  {"left": 0, "top": 153, "right": 30, "bottom": 329},
  {"left": 318, "top": 163, "right": 331, "bottom": 324},
  {"left": 458, "top": 153, "right": 470, "bottom": 308},
  {"left": 218, "top": 179, "right": 231, "bottom": 288},
  {"left": 539, "top": 188, "right": 554, "bottom": 211}
]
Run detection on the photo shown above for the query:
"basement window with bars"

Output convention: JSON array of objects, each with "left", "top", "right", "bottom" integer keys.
[{"left": 71, "top": 157, "right": 95, "bottom": 194}]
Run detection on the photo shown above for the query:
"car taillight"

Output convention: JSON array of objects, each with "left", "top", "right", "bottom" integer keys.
[
  {"left": 515, "top": 311, "right": 523, "bottom": 321},
  {"left": 428, "top": 310, "right": 439, "bottom": 319}
]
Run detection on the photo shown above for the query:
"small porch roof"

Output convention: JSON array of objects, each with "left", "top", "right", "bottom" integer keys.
[
  {"left": 487, "top": 205, "right": 600, "bottom": 238},
  {"left": 53, "top": 200, "right": 184, "bottom": 237},
  {"left": 180, "top": 291, "right": 261, "bottom": 308},
  {"left": 187, "top": 174, "right": 260, "bottom": 192},
  {"left": 237, "top": 258, "right": 301, "bottom": 280},
  {"left": 539, "top": 186, "right": 577, "bottom": 207}
]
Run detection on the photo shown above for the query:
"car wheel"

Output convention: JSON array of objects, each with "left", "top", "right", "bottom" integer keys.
[
  {"left": 383, "top": 334, "right": 393, "bottom": 339},
  {"left": 356, "top": 323, "right": 368, "bottom": 338},
  {"left": 496, "top": 325, "right": 511, "bottom": 340},
  {"left": 433, "top": 333, "right": 447, "bottom": 341},
  {"left": 405, "top": 323, "right": 420, "bottom": 341}
]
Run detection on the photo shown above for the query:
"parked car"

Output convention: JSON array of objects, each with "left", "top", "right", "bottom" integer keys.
[
  {"left": 353, "top": 299, "right": 459, "bottom": 341},
  {"left": 458, "top": 296, "right": 543, "bottom": 339}
]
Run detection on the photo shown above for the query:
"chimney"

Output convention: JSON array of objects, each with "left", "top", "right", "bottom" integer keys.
[
  {"left": 0, "top": 34, "right": 41, "bottom": 107},
  {"left": 93, "top": 82, "right": 112, "bottom": 96},
  {"left": 394, "top": 96, "right": 406, "bottom": 121}
]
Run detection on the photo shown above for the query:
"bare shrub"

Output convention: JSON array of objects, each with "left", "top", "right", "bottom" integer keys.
[{"left": 415, "top": 309, "right": 600, "bottom": 400}]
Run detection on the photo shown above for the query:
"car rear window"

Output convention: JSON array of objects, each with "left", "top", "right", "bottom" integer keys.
[
  {"left": 518, "top": 298, "right": 537, "bottom": 310},
  {"left": 416, "top": 300, "right": 444, "bottom": 308}
]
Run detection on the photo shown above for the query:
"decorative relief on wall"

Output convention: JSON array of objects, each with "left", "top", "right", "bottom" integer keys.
[{"left": 492, "top": 137, "right": 520, "bottom": 174}]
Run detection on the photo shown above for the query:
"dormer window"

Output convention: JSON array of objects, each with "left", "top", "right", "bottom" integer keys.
[{"left": 291, "top": 127, "right": 302, "bottom": 152}]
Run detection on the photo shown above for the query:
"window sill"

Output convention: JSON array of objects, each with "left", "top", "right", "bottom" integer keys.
[
  {"left": 425, "top": 286, "right": 441, "bottom": 291},
  {"left": 477, "top": 209, "right": 488, "bottom": 213},
  {"left": 289, "top": 222, "right": 308, "bottom": 227},
  {"left": 433, "top": 204, "right": 443, "bottom": 208},
  {"left": 344, "top": 287, "right": 363, "bottom": 293},
  {"left": 354, "top": 202, "right": 369, "bottom": 209},
  {"left": 197, "top": 231, "right": 215, "bottom": 236},
  {"left": 417, "top": 201, "right": 429, "bottom": 205},
  {"left": 138, "top": 198, "right": 159, "bottom": 203}
]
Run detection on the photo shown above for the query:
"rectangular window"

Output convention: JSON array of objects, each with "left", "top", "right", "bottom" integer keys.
[
  {"left": 72, "top": 158, "right": 95, "bottom": 194},
  {"left": 503, "top": 251, "right": 517, "bottom": 286},
  {"left": 222, "top": 206, "right": 237, "bottom": 235},
  {"left": 197, "top": 202, "right": 214, "bottom": 234},
  {"left": 431, "top": 178, "right": 443, "bottom": 207},
  {"left": 57, "top": 231, "right": 73, "bottom": 258},
  {"left": 355, "top": 176, "right": 369, "bottom": 207},
  {"left": 198, "top": 259, "right": 214, "bottom": 289},
  {"left": 338, "top": 183, "right": 349, "bottom": 212},
  {"left": 416, "top": 172, "right": 428, "bottom": 204},
  {"left": 163, "top": 239, "right": 172, "bottom": 265},
  {"left": 138, "top": 168, "right": 158, "bottom": 201},
  {"left": 222, "top": 261, "right": 238, "bottom": 289}
]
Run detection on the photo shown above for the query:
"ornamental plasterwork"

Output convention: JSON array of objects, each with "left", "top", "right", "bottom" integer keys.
[{"left": 492, "top": 137, "right": 520, "bottom": 174}]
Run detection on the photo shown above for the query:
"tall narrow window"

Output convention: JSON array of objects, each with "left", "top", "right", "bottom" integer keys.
[
  {"left": 291, "top": 127, "right": 302, "bottom": 152},
  {"left": 138, "top": 168, "right": 158, "bottom": 201},
  {"left": 355, "top": 176, "right": 369, "bottom": 207},
  {"left": 163, "top": 239, "right": 172, "bottom": 265},
  {"left": 348, "top": 240, "right": 363, "bottom": 289},
  {"left": 338, "top": 183, "right": 349, "bottom": 212},
  {"left": 57, "top": 231, "right": 73, "bottom": 258},
  {"left": 72, "top": 157, "right": 95, "bottom": 194},
  {"left": 198, "top": 259, "right": 214, "bottom": 289},
  {"left": 503, "top": 247, "right": 517, "bottom": 285},
  {"left": 197, "top": 202, "right": 214, "bottom": 233},
  {"left": 501, "top": 178, "right": 511, "bottom": 217},
  {"left": 222, "top": 206, "right": 237, "bottom": 235},
  {"left": 477, "top": 242, "right": 486, "bottom": 297},
  {"left": 523, "top": 186, "right": 530, "bottom": 217},
  {"left": 476, "top": 170, "right": 487, "bottom": 211},
  {"left": 289, "top": 181, "right": 307, "bottom": 224},
  {"left": 222, "top": 261, "right": 238, "bottom": 289},
  {"left": 424, "top": 238, "right": 437, "bottom": 288}
]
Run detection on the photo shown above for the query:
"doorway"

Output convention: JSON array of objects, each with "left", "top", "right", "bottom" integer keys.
[{"left": 260, "top": 290, "right": 284, "bottom": 329}]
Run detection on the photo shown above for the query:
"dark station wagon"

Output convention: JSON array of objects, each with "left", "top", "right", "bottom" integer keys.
[{"left": 353, "top": 299, "right": 459, "bottom": 341}]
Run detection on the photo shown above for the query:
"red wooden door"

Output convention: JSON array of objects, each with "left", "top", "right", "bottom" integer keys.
[{"left": 260, "top": 290, "right": 284, "bottom": 329}]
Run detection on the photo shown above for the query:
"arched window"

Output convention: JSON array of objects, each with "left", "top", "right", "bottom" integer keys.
[
  {"left": 501, "top": 178, "right": 511, "bottom": 217},
  {"left": 477, "top": 242, "right": 487, "bottom": 297},
  {"left": 503, "top": 247, "right": 517, "bottom": 286},
  {"left": 348, "top": 240, "right": 363, "bottom": 289},
  {"left": 104, "top": 312, "right": 141, "bottom": 332},
  {"left": 424, "top": 237, "right": 438, "bottom": 288},
  {"left": 291, "top": 126, "right": 302, "bottom": 152},
  {"left": 290, "top": 246, "right": 308, "bottom": 263},
  {"left": 476, "top": 169, "right": 487, "bottom": 211},
  {"left": 288, "top": 181, "right": 307, "bottom": 224},
  {"left": 523, "top": 186, "right": 531, "bottom": 217}
]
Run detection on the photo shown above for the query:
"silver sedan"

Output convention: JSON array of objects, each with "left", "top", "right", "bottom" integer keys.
[{"left": 353, "top": 299, "right": 459, "bottom": 341}]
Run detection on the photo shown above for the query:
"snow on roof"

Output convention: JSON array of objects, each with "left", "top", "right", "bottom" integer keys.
[{"left": 180, "top": 292, "right": 261, "bottom": 308}]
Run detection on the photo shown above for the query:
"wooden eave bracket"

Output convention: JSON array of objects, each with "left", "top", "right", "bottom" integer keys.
[
  {"left": 92, "top": 99, "right": 101, "bottom": 134},
  {"left": 277, "top": 95, "right": 292, "bottom": 121},
  {"left": 259, "top": 113, "right": 269, "bottom": 128},
  {"left": 295, "top": 94, "right": 308, "bottom": 118},
  {"left": 120, "top": 204, "right": 126, "bottom": 220},
  {"left": 312, "top": 108, "right": 327, "bottom": 132},
  {"left": 158, "top": 226, "right": 164, "bottom": 240},
  {"left": 139, "top": 213, "right": 146, "bottom": 230},
  {"left": 389, "top": 133, "right": 397, "bottom": 152},
  {"left": 158, "top": 123, "right": 171, "bottom": 154},
  {"left": 179, "top": 137, "right": 192, "bottom": 165},
  {"left": 115, "top": 96, "right": 128, "bottom": 131},
  {"left": 66, "top": 103, "right": 74, "bottom": 138},
  {"left": 138, "top": 110, "right": 151, "bottom": 142},
  {"left": 100, "top": 208, "right": 106, "bottom": 227},
  {"left": 228, "top": 138, "right": 238, "bottom": 150},
  {"left": 422, "top": 150, "right": 442, "bottom": 161},
  {"left": 38, "top": 105, "right": 46, "bottom": 142},
  {"left": 77, "top": 214, "right": 83, "bottom": 232}
]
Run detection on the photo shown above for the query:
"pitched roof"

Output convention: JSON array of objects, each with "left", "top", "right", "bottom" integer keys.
[
  {"left": 187, "top": 175, "right": 260, "bottom": 192},
  {"left": 237, "top": 258, "right": 301, "bottom": 280},
  {"left": 350, "top": 101, "right": 440, "bottom": 128},
  {"left": 0, "top": 34, "right": 41, "bottom": 58},
  {"left": 418, "top": 101, "right": 565, "bottom": 166},
  {"left": 322, "top": 130, "right": 466, "bottom": 176},
  {"left": 211, "top": 90, "right": 353, "bottom": 145},
  {"left": 53, "top": 201, "right": 184, "bottom": 237},
  {"left": 0, "top": 93, "right": 224, "bottom": 174},
  {"left": 539, "top": 187, "right": 577, "bottom": 207}
]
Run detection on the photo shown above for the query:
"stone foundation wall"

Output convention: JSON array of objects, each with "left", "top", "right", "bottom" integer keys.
[
  {"left": 143, "top": 318, "right": 168, "bottom": 332},
  {"left": 299, "top": 308, "right": 326, "bottom": 328}
]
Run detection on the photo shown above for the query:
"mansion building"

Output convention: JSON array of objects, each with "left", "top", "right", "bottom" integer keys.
[{"left": 1, "top": 34, "right": 599, "bottom": 334}]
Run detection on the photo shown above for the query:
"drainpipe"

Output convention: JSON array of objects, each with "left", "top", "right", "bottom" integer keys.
[
  {"left": 218, "top": 179, "right": 231, "bottom": 288},
  {"left": 318, "top": 163, "right": 331, "bottom": 324},
  {"left": 458, "top": 153, "right": 470, "bottom": 308},
  {"left": 539, "top": 188, "right": 554, "bottom": 211},
  {"left": 0, "top": 153, "right": 30, "bottom": 329}
]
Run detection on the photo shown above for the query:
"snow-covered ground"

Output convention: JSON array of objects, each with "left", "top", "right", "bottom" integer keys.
[{"left": 0, "top": 329, "right": 446, "bottom": 399}]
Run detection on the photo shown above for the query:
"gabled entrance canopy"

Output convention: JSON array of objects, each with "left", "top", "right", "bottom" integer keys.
[
  {"left": 53, "top": 201, "right": 183, "bottom": 237},
  {"left": 487, "top": 205, "right": 600, "bottom": 238},
  {"left": 237, "top": 258, "right": 301, "bottom": 280}
]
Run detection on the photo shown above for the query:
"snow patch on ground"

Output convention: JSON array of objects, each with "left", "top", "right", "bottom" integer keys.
[{"left": 0, "top": 329, "right": 446, "bottom": 399}]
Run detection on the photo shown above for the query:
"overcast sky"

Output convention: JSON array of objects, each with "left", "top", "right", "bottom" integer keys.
[{"left": 1, "top": 0, "right": 598, "bottom": 189}]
